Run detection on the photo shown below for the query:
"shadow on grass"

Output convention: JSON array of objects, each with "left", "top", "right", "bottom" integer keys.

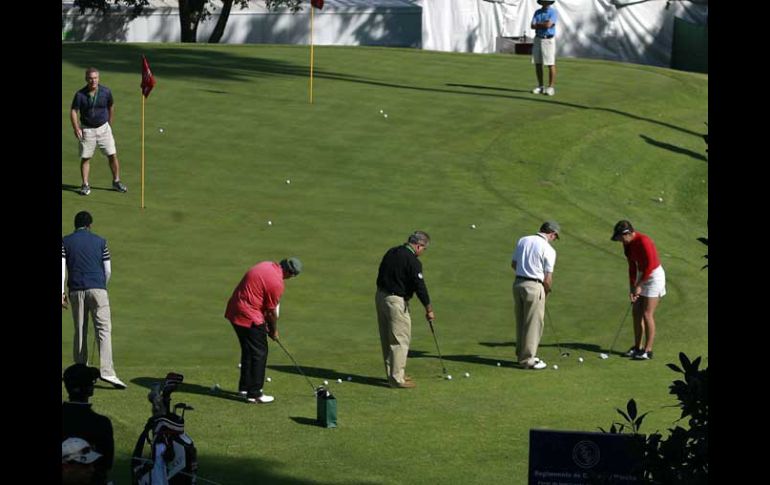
[
  {"left": 290, "top": 416, "right": 322, "bottom": 427},
  {"left": 639, "top": 134, "right": 708, "bottom": 162},
  {"left": 539, "top": 342, "right": 628, "bottom": 357},
  {"left": 112, "top": 453, "right": 365, "bottom": 485},
  {"left": 267, "top": 364, "right": 390, "bottom": 388},
  {"left": 409, "top": 348, "right": 518, "bottom": 368},
  {"left": 61, "top": 183, "right": 115, "bottom": 194},
  {"left": 130, "top": 376, "right": 246, "bottom": 403},
  {"left": 62, "top": 44, "right": 702, "bottom": 138}
]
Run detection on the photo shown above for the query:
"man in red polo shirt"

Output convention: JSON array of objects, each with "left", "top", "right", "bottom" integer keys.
[
  {"left": 225, "top": 257, "right": 302, "bottom": 403},
  {"left": 611, "top": 220, "right": 666, "bottom": 360}
]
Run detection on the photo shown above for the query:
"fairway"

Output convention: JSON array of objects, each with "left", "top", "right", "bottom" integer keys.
[{"left": 61, "top": 43, "right": 707, "bottom": 484}]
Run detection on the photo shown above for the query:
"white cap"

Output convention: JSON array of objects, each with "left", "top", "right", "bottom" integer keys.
[{"left": 62, "top": 437, "right": 102, "bottom": 464}]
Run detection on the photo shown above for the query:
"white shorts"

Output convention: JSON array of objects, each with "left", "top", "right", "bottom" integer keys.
[
  {"left": 79, "top": 122, "right": 117, "bottom": 159},
  {"left": 532, "top": 37, "right": 556, "bottom": 66},
  {"left": 639, "top": 266, "right": 666, "bottom": 298}
]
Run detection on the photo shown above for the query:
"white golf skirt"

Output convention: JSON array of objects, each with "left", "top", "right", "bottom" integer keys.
[{"left": 639, "top": 266, "right": 666, "bottom": 298}]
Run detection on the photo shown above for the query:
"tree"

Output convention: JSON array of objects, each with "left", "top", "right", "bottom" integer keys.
[
  {"left": 601, "top": 352, "right": 708, "bottom": 483},
  {"left": 73, "top": 0, "right": 305, "bottom": 43}
]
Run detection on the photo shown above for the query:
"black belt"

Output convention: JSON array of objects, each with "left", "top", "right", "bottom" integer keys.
[
  {"left": 536, "top": 35, "right": 554, "bottom": 39},
  {"left": 516, "top": 276, "right": 543, "bottom": 284},
  {"left": 378, "top": 288, "right": 406, "bottom": 298}
]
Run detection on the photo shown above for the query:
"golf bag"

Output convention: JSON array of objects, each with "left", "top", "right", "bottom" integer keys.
[{"left": 131, "top": 373, "right": 198, "bottom": 485}]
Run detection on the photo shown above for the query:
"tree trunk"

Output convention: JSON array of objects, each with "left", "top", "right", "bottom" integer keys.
[
  {"left": 178, "top": 0, "right": 207, "bottom": 43},
  {"left": 208, "top": 0, "right": 234, "bottom": 43}
]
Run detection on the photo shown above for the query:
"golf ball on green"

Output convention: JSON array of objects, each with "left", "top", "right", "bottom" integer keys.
[
  {"left": 446, "top": 375, "right": 452, "bottom": 380},
  {"left": 323, "top": 380, "right": 329, "bottom": 385},
  {"left": 464, "top": 372, "right": 470, "bottom": 378},
  {"left": 553, "top": 365, "right": 558, "bottom": 370}
]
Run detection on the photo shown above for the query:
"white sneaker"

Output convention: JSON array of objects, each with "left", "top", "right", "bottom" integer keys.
[
  {"left": 100, "top": 375, "right": 127, "bottom": 389},
  {"left": 545, "top": 86, "right": 555, "bottom": 96},
  {"left": 247, "top": 394, "right": 275, "bottom": 404},
  {"left": 239, "top": 391, "right": 247, "bottom": 396},
  {"left": 532, "top": 86, "right": 544, "bottom": 94},
  {"left": 529, "top": 359, "right": 547, "bottom": 370}
]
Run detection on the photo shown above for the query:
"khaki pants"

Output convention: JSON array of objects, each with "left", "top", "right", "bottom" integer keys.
[
  {"left": 70, "top": 288, "right": 115, "bottom": 377},
  {"left": 375, "top": 290, "right": 411, "bottom": 385},
  {"left": 513, "top": 280, "right": 545, "bottom": 367}
]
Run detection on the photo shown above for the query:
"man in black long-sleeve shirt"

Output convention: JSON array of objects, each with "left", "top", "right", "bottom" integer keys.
[
  {"left": 62, "top": 364, "right": 114, "bottom": 485},
  {"left": 375, "top": 231, "right": 436, "bottom": 388}
]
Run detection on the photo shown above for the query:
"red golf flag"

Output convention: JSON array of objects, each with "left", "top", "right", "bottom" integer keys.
[
  {"left": 311, "top": 0, "right": 324, "bottom": 9},
  {"left": 141, "top": 55, "right": 156, "bottom": 98}
]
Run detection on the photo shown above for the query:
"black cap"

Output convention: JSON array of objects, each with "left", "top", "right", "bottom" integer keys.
[
  {"left": 62, "top": 364, "right": 100, "bottom": 391},
  {"left": 611, "top": 220, "right": 634, "bottom": 241},
  {"left": 280, "top": 257, "right": 303, "bottom": 276}
]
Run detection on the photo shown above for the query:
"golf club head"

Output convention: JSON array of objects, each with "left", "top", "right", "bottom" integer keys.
[
  {"left": 599, "top": 353, "right": 609, "bottom": 360},
  {"left": 560, "top": 352, "right": 570, "bottom": 358}
]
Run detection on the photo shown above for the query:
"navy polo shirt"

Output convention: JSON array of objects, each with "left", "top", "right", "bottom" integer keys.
[
  {"left": 62, "top": 228, "right": 110, "bottom": 291},
  {"left": 71, "top": 85, "right": 113, "bottom": 128}
]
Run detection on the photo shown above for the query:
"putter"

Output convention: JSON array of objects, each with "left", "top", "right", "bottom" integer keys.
[
  {"left": 273, "top": 336, "right": 318, "bottom": 394},
  {"left": 608, "top": 303, "right": 633, "bottom": 355},
  {"left": 428, "top": 319, "right": 448, "bottom": 375},
  {"left": 545, "top": 306, "right": 570, "bottom": 357}
]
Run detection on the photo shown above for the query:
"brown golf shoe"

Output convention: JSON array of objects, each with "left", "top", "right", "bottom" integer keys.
[{"left": 390, "top": 380, "right": 416, "bottom": 389}]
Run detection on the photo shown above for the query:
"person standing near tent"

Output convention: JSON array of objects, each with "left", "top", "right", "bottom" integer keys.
[
  {"left": 511, "top": 221, "right": 560, "bottom": 369},
  {"left": 375, "top": 231, "right": 435, "bottom": 388},
  {"left": 611, "top": 220, "right": 666, "bottom": 360},
  {"left": 225, "top": 258, "right": 302, "bottom": 404},
  {"left": 531, "top": 0, "right": 558, "bottom": 96},
  {"left": 70, "top": 67, "right": 128, "bottom": 195}
]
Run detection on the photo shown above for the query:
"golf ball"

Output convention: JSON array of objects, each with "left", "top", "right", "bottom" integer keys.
[
  {"left": 266, "top": 377, "right": 272, "bottom": 382},
  {"left": 657, "top": 197, "right": 664, "bottom": 202},
  {"left": 464, "top": 372, "right": 470, "bottom": 378},
  {"left": 267, "top": 220, "right": 272, "bottom": 226},
  {"left": 470, "top": 224, "right": 476, "bottom": 229},
  {"left": 384, "top": 113, "right": 388, "bottom": 118},
  {"left": 337, "top": 378, "right": 342, "bottom": 384},
  {"left": 446, "top": 375, "right": 452, "bottom": 380},
  {"left": 159, "top": 128, "right": 164, "bottom": 133},
  {"left": 496, "top": 362, "right": 501, "bottom": 367},
  {"left": 238, "top": 363, "right": 241, "bottom": 368},
  {"left": 553, "top": 365, "right": 558, "bottom": 370},
  {"left": 211, "top": 383, "right": 220, "bottom": 392},
  {"left": 286, "top": 179, "right": 291, "bottom": 184},
  {"left": 599, "top": 353, "right": 609, "bottom": 359},
  {"left": 346, "top": 376, "right": 352, "bottom": 381},
  {"left": 379, "top": 109, "right": 384, "bottom": 114},
  {"left": 578, "top": 357, "right": 584, "bottom": 363},
  {"left": 323, "top": 380, "right": 329, "bottom": 386}
]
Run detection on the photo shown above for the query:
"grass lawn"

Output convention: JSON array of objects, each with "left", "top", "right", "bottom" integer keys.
[{"left": 62, "top": 43, "right": 707, "bottom": 484}]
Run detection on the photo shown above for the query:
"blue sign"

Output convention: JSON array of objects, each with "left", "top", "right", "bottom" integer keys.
[{"left": 529, "top": 429, "right": 644, "bottom": 484}]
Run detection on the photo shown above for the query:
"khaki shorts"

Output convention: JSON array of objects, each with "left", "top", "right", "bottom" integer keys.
[
  {"left": 532, "top": 37, "right": 556, "bottom": 66},
  {"left": 79, "top": 123, "right": 117, "bottom": 159}
]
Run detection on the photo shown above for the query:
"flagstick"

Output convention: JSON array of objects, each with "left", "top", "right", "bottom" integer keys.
[
  {"left": 309, "top": 5, "right": 315, "bottom": 104},
  {"left": 141, "top": 93, "right": 145, "bottom": 209}
]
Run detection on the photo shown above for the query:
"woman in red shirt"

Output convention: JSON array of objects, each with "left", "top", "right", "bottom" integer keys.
[{"left": 611, "top": 220, "right": 666, "bottom": 360}]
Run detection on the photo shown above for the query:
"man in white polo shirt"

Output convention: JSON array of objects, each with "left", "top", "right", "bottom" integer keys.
[{"left": 511, "top": 221, "right": 560, "bottom": 369}]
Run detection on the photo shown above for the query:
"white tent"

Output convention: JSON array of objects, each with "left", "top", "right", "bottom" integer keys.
[{"left": 419, "top": 0, "right": 708, "bottom": 67}]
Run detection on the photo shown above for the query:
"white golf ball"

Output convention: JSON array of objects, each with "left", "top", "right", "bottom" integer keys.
[
  {"left": 464, "top": 372, "right": 470, "bottom": 378},
  {"left": 578, "top": 357, "right": 584, "bottom": 363},
  {"left": 379, "top": 109, "right": 384, "bottom": 114},
  {"left": 599, "top": 353, "right": 609, "bottom": 359},
  {"left": 657, "top": 197, "right": 664, "bottom": 202},
  {"left": 553, "top": 365, "right": 559, "bottom": 370},
  {"left": 446, "top": 375, "right": 452, "bottom": 380},
  {"left": 267, "top": 220, "right": 272, "bottom": 226},
  {"left": 346, "top": 376, "right": 352, "bottom": 381},
  {"left": 238, "top": 363, "right": 241, "bottom": 368},
  {"left": 337, "top": 378, "right": 342, "bottom": 384},
  {"left": 470, "top": 224, "right": 476, "bottom": 229},
  {"left": 286, "top": 179, "right": 291, "bottom": 184},
  {"left": 266, "top": 377, "right": 272, "bottom": 382},
  {"left": 159, "top": 128, "right": 164, "bottom": 133},
  {"left": 384, "top": 114, "right": 388, "bottom": 118},
  {"left": 323, "top": 380, "right": 329, "bottom": 386},
  {"left": 496, "top": 362, "right": 501, "bottom": 367}
]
